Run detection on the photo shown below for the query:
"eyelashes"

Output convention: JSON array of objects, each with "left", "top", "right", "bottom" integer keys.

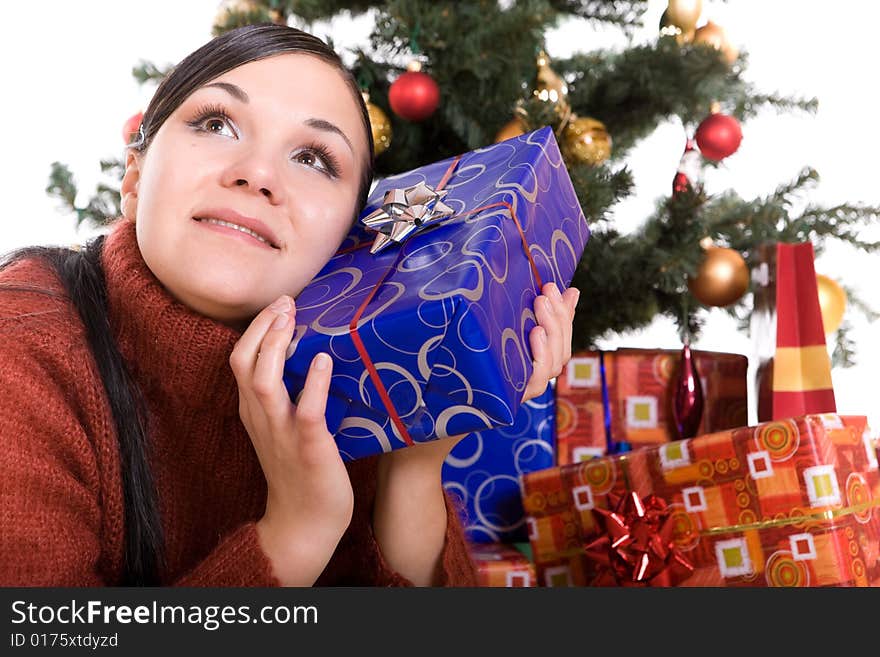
[
  {"left": 296, "top": 141, "right": 342, "bottom": 179},
  {"left": 186, "top": 103, "right": 235, "bottom": 135},
  {"left": 184, "top": 102, "right": 342, "bottom": 178}
]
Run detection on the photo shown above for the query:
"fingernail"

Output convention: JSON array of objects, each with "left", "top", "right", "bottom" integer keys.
[
  {"left": 270, "top": 295, "right": 292, "bottom": 312},
  {"left": 574, "top": 289, "right": 581, "bottom": 303},
  {"left": 549, "top": 283, "right": 562, "bottom": 298},
  {"left": 314, "top": 353, "right": 330, "bottom": 370},
  {"left": 272, "top": 312, "right": 290, "bottom": 330},
  {"left": 539, "top": 327, "right": 548, "bottom": 342}
]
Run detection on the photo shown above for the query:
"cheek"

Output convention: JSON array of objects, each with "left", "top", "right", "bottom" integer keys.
[
  {"left": 138, "top": 142, "right": 211, "bottom": 215},
  {"left": 296, "top": 188, "right": 357, "bottom": 244}
]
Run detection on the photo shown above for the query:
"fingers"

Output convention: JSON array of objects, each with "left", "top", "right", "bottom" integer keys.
[
  {"left": 292, "top": 352, "right": 333, "bottom": 436},
  {"left": 523, "top": 283, "right": 580, "bottom": 403},
  {"left": 560, "top": 286, "right": 579, "bottom": 363},
  {"left": 230, "top": 295, "right": 296, "bottom": 416},
  {"left": 523, "top": 325, "right": 551, "bottom": 403},
  {"left": 534, "top": 284, "right": 563, "bottom": 377}
]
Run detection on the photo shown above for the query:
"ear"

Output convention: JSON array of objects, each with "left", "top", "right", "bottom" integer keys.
[{"left": 120, "top": 149, "right": 142, "bottom": 223}]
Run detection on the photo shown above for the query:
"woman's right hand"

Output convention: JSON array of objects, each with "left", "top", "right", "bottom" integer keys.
[{"left": 230, "top": 294, "right": 354, "bottom": 586}]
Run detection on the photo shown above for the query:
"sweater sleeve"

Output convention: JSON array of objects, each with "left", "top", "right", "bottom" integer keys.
[
  {"left": 0, "top": 316, "right": 111, "bottom": 586},
  {"left": 316, "top": 454, "right": 478, "bottom": 587},
  {"left": 171, "top": 522, "right": 280, "bottom": 587},
  {"left": 0, "top": 277, "right": 282, "bottom": 588}
]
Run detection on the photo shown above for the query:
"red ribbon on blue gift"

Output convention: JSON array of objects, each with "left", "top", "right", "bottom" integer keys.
[{"left": 337, "top": 155, "right": 544, "bottom": 446}]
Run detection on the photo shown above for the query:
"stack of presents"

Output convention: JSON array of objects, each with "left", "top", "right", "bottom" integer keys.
[{"left": 282, "top": 127, "right": 880, "bottom": 587}]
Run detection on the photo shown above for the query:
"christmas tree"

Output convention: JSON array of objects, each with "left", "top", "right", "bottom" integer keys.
[{"left": 47, "top": 0, "right": 880, "bottom": 363}]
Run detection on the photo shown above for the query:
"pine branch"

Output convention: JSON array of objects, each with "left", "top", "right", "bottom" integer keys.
[
  {"left": 45, "top": 160, "right": 121, "bottom": 230},
  {"left": 545, "top": 0, "right": 648, "bottom": 28},
  {"left": 831, "top": 321, "right": 857, "bottom": 367},
  {"left": 132, "top": 60, "right": 173, "bottom": 86}
]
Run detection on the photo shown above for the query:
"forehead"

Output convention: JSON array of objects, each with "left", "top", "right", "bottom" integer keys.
[{"left": 194, "top": 53, "right": 363, "bottom": 134}]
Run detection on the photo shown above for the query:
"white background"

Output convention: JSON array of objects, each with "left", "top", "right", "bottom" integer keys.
[{"left": 0, "top": 1, "right": 877, "bottom": 430}]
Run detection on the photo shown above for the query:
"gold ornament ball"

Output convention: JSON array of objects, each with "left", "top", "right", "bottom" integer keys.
[
  {"left": 693, "top": 21, "right": 739, "bottom": 64},
  {"left": 688, "top": 246, "right": 750, "bottom": 307},
  {"left": 494, "top": 117, "right": 526, "bottom": 143},
  {"left": 816, "top": 274, "right": 847, "bottom": 333},
  {"left": 562, "top": 116, "right": 612, "bottom": 166},
  {"left": 665, "top": 0, "right": 703, "bottom": 34},
  {"left": 363, "top": 92, "right": 392, "bottom": 157},
  {"left": 533, "top": 50, "right": 568, "bottom": 105},
  {"left": 660, "top": 9, "right": 694, "bottom": 44}
]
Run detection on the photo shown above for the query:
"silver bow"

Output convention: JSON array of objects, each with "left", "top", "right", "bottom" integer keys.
[{"left": 360, "top": 181, "right": 455, "bottom": 254}]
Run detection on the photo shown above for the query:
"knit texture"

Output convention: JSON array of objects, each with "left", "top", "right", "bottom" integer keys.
[{"left": 0, "top": 218, "right": 477, "bottom": 587}]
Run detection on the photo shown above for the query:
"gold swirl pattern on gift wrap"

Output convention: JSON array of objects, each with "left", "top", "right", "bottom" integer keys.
[
  {"left": 754, "top": 419, "right": 800, "bottom": 461},
  {"left": 443, "top": 433, "right": 484, "bottom": 469},
  {"left": 456, "top": 304, "right": 493, "bottom": 353},
  {"left": 430, "top": 364, "right": 477, "bottom": 404},
  {"left": 420, "top": 259, "right": 485, "bottom": 302},
  {"left": 698, "top": 460, "right": 715, "bottom": 478},
  {"left": 416, "top": 335, "right": 447, "bottom": 380},
  {"left": 549, "top": 228, "right": 579, "bottom": 283},
  {"left": 555, "top": 398, "right": 577, "bottom": 437},
  {"left": 846, "top": 473, "right": 873, "bottom": 524},
  {"left": 357, "top": 362, "right": 423, "bottom": 417},
  {"left": 435, "top": 405, "right": 494, "bottom": 439},
  {"left": 461, "top": 223, "right": 510, "bottom": 283},
  {"left": 852, "top": 558, "right": 866, "bottom": 580},
  {"left": 311, "top": 279, "right": 406, "bottom": 335},
  {"left": 500, "top": 328, "right": 529, "bottom": 394},
  {"left": 474, "top": 474, "right": 528, "bottom": 532},
  {"left": 765, "top": 550, "right": 810, "bottom": 587},
  {"left": 397, "top": 240, "right": 454, "bottom": 272},
  {"left": 336, "top": 416, "right": 394, "bottom": 453},
  {"left": 296, "top": 266, "right": 363, "bottom": 311}
]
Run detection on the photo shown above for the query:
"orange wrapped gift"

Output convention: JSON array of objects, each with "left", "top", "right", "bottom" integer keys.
[
  {"left": 555, "top": 348, "right": 748, "bottom": 463},
  {"left": 468, "top": 543, "right": 536, "bottom": 587},
  {"left": 522, "top": 414, "right": 880, "bottom": 587}
]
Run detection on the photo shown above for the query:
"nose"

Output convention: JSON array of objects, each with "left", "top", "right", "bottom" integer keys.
[{"left": 222, "top": 148, "right": 285, "bottom": 204}]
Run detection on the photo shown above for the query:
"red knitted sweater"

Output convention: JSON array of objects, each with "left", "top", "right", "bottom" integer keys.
[{"left": 0, "top": 219, "right": 477, "bottom": 587}]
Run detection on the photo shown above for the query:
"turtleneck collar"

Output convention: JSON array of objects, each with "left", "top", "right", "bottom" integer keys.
[{"left": 101, "top": 218, "right": 242, "bottom": 417}]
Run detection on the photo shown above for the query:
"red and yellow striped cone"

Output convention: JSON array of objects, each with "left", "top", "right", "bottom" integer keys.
[{"left": 772, "top": 242, "right": 836, "bottom": 418}]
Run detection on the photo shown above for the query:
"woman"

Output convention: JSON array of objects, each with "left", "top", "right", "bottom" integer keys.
[{"left": 0, "top": 24, "right": 578, "bottom": 587}]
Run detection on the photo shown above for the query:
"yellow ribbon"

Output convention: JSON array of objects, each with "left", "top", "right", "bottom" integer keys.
[{"left": 699, "top": 497, "right": 880, "bottom": 536}]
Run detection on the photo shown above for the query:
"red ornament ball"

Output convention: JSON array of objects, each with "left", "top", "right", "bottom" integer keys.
[
  {"left": 695, "top": 112, "right": 742, "bottom": 161},
  {"left": 122, "top": 111, "right": 144, "bottom": 145},
  {"left": 388, "top": 70, "right": 440, "bottom": 122}
]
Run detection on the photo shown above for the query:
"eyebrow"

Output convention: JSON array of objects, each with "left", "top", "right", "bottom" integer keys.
[{"left": 201, "top": 81, "right": 355, "bottom": 154}]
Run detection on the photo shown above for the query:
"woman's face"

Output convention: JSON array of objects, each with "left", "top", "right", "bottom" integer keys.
[{"left": 121, "top": 53, "right": 369, "bottom": 329}]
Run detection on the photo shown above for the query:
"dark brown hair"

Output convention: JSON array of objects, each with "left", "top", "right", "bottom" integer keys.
[{"left": 0, "top": 24, "right": 374, "bottom": 585}]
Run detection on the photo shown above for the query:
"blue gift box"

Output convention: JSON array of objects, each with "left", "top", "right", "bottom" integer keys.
[
  {"left": 282, "top": 126, "right": 589, "bottom": 460},
  {"left": 442, "top": 382, "right": 556, "bottom": 543}
]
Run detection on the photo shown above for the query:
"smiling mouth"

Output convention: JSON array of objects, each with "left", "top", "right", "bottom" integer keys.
[{"left": 193, "top": 217, "right": 280, "bottom": 249}]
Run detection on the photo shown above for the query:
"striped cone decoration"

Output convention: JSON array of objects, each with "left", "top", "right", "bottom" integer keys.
[{"left": 772, "top": 242, "right": 836, "bottom": 419}]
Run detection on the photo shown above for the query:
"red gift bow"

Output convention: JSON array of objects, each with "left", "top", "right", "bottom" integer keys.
[{"left": 584, "top": 491, "right": 694, "bottom": 587}]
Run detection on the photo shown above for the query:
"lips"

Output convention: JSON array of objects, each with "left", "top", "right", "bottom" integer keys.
[{"left": 192, "top": 208, "right": 281, "bottom": 249}]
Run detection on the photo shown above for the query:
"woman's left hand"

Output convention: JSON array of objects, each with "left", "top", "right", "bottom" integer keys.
[{"left": 521, "top": 281, "right": 579, "bottom": 403}]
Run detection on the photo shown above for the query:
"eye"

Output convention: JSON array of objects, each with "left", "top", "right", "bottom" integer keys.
[
  {"left": 185, "top": 103, "right": 237, "bottom": 138},
  {"left": 292, "top": 143, "right": 341, "bottom": 178}
]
